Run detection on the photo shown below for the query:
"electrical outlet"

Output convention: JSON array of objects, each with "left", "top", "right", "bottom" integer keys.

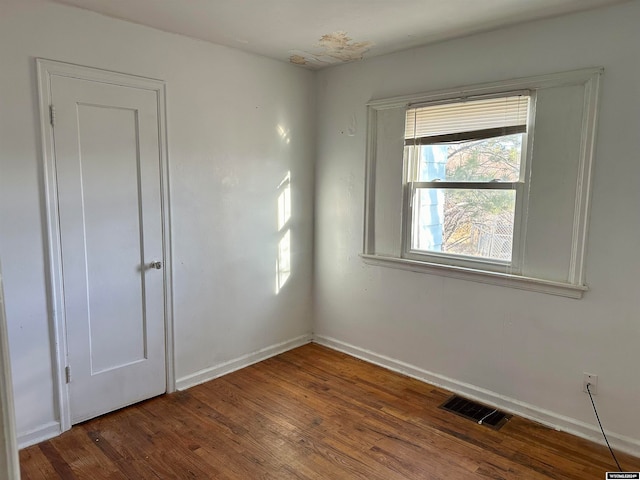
[{"left": 583, "top": 373, "right": 598, "bottom": 395}]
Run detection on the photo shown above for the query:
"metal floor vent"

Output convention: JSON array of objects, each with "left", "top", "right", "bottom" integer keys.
[{"left": 440, "top": 395, "right": 510, "bottom": 430}]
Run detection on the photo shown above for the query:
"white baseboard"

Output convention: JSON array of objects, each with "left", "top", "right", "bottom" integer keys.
[
  {"left": 176, "top": 334, "right": 313, "bottom": 391},
  {"left": 18, "top": 421, "right": 60, "bottom": 449},
  {"left": 313, "top": 334, "right": 640, "bottom": 458}
]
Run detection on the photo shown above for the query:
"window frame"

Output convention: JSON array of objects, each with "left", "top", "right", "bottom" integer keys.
[
  {"left": 400, "top": 91, "right": 537, "bottom": 274},
  {"left": 362, "top": 68, "right": 602, "bottom": 298}
]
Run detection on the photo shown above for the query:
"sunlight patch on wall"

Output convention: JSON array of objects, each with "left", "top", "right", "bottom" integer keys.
[
  {"left": 277, "top": 124, "right": 291, "bottom": 144},
  {"left": 276, "top": 230, "right": 291, "bottom": 293},
  {"left": 276, "top": 171, "right": 292, "bottom": 294},
  {"left": 278, "top": 172, "right": 291, "bottom": 231}
]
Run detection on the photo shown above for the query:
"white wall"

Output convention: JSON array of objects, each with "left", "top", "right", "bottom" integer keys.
[
  {"left": 314, "top": 1, "right": 640, "bottom": 454},
  {"left": 0, "top": 0, "right": 315, "bottom": 445}
]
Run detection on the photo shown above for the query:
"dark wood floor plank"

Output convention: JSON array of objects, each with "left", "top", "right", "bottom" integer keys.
[
  {"left": 144, "top": 393, "right": 268, "bottom": 479},
  {"left": 47, "top": 423, "right": 125, "bottom": 480},
  {"left": 265, "top": 349, "right": 568, "bottom": 479},
  {"left": 19, "top": 444, "right": 61, "bottom": 480},
  {"left": 276, "top": 346, "right": 619, "bottom": 479},
  {"left": 184, "top": 386, "right": 319, "bottom": 475},
  {"left": 243, "top": 361, "right": 480, "bottom": 478},
  {"left": 216, "top": 374, "right": 399, "bottom": 480},
  {"left": 20, "top": 342, "right": 640, "bottom": 479},
  {"left": 37, "top": 442, "right": 78, "bottom": 480}
]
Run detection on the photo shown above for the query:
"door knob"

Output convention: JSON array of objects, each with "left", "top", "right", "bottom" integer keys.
[{"left": 149, "top": 261, "right": 162, "bottom": 270}]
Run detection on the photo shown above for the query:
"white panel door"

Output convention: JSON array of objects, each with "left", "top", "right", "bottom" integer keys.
[{"left": 50, "top": 75, "right": 166, "bottom": 424}]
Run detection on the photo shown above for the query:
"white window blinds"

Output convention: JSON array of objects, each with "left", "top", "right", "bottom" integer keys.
[{"left": 405, "top": 94, "right": 530, "bottom": 144}]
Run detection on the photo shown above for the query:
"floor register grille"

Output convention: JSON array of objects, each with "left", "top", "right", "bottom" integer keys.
[{"left": 440, "top": 395, "right": 510, "bottom": 430}]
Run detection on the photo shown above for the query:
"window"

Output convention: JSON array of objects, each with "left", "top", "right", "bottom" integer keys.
[
  {"left": 362, "top": 68, "right": 602, "bottom": 298},
  {"left": 403, "top": 94, "right": 530, "bottom": 271}
]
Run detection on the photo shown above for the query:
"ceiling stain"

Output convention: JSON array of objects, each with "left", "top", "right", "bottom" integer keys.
[
  {"left": 289, "top": 31, "right": 373, "bottom": 68},
  {"left": 317, "top": 31, "right": 373, "bottom": 61},
  {"left": 289, "top": 54, "right": 308, "bottom": 65}
]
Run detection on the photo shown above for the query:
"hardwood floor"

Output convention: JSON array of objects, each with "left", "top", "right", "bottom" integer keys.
[{"left": 20, "top": 343, "right": 640, "bottom": 479}]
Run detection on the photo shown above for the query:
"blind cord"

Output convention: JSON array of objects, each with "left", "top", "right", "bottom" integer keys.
[{"left": 586, "top": 383, "right": 623, "bottom": 472}]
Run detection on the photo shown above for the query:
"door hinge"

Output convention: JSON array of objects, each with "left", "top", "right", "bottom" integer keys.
[
  {"left": 49, "top": 104, "right": 55, "bottom": 127},
  {"left": 65, "top": 365, "right": 71, "bottom": 383}
]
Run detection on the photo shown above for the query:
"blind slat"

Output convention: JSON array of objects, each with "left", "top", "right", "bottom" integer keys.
[{"left": 405, "top": 95, "right": 530, "bottom": 139}]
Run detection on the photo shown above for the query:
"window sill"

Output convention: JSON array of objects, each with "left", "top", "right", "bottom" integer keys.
[{"left": 359, "top": 254, "right": 588, "bottom": 299}]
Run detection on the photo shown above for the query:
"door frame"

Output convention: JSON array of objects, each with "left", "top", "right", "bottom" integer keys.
[
  {"left": 36, "top": 58, "right": 175, "bottom": 434},
  {"left": 0, "top": 262, "right": 20, "bottom": 479}
]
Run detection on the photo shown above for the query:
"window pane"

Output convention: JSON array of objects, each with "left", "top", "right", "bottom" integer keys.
[
  {"left": 412, "top": 188, "right": 516, "bottom": 261},
  {"left": 407, "top": 134, "right": 523, "bottom": 183}
]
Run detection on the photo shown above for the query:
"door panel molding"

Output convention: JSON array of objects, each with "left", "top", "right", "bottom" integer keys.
[{"left": 36, "top": 58, "right": 174, "bottom": 434}]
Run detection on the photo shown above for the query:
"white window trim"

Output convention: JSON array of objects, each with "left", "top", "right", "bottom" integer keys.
[
  {"left": 359, "top": 254, "right": 588, "bottom": 298},
  {"left": 363, "top": 68, "right": 603, "bottom": 299}
]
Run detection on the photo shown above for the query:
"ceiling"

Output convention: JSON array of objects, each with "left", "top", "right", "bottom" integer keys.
[{"left": 51, "top": 0, "right": 628, "bottom": 69}]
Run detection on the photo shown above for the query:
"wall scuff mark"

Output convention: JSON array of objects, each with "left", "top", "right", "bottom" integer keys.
[{"left": 289, "top": 31, "right": 373, "bottom": 68}]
